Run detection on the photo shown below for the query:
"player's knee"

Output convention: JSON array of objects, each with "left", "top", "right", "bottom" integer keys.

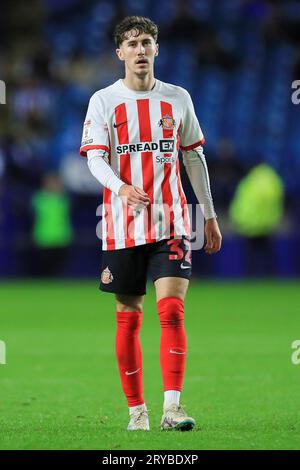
[
  {"left": 117, "top": 305, "right": 143, "bottom": 312},
  {"left": 155, "top": 278, "right": 189, "bottom": 303},
  {"left": 116, "top": 311, "right": 142, "bottom": 335},
  {"left": 157, "top": 296, "right": 184, "bottom": 327},
  {"left": 116, "top": 294, "right": 144, "bottom": 312},
  {"left": 116, "top": 302, "right": 143, "bottom": 312}
]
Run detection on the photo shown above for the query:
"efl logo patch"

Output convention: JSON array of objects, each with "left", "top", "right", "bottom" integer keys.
[
  {"left": 81, "top": 139, "right": 93, "bottom": 145},
  {"left": 158, "top": 114, "right": 176, "bottom": 130},
  {"left": 83, "top": 119, "right": 92, "bottom": 139},
  {"left": 159, "top": 139, "right": 174, "bottom": 153},
  {"left": 101, "top": 266, "right": 114, "bottom": 284}
]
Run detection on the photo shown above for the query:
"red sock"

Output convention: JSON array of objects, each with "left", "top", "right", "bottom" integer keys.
[
  {"left": 157, "top": 297, "right": 187, "bottom": 392},
  {"left": 115, "top": 311, "right": 144, "bottom": 407}
]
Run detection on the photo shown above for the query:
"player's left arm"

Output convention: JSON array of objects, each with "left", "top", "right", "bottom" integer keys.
[
  {"left": 182, "top": 146, "right": 222, "bottom": 255},
  {"left": 179, "top": 88, "right": 222, "bottom": 254}
]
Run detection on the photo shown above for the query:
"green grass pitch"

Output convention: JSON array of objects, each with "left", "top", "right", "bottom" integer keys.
[{"left": 0, "top": 280, "right": 300, "bottom": 450}]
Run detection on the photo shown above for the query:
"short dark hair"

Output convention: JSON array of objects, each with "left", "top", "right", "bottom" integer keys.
[{"left": 114, "top": 16, "right": 158, "bottom": 48}]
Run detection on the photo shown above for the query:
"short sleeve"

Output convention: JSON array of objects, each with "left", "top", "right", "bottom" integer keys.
[
  {"left": 179, "top": 90, "right": 205, "bottom": 151},
  {"left": 79, "top": 93, "right": 110, "bottom": 157}
]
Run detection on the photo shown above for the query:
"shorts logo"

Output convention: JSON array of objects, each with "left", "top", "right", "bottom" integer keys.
[
  {"left": 158, "top": 114, "right": 176, "bottom": 130},
  {"left": 180, "top": 263, "right": 190, "bottom": 270},
  {"left": 101, "top": 266, "right": 114, "bottom": 284}
]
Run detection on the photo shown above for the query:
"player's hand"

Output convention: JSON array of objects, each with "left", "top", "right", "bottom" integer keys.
[
  {"left": 204, "top": 218, "right": 222, "bottom": 255},
  {"left": 118, "top": 184, "right": 150, "bottom": 210}
]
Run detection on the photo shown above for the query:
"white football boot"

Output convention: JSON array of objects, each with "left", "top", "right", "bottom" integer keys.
[
  {"left": 127, "top": 405, "right": 150, "bottom": 431},
  {"left": 160, "top": 404, "right": 195, "bottom": 431}
]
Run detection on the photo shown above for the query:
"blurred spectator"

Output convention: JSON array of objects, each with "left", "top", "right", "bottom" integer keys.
[
  {"left": 229, "top": 163, "right": 284, "bottom": 276},
  {"left": 261, "top": 0, "right": 286, "bottom": 45},
  {"left": 196, "top": 33, "right": 241, "bottom": 70},
  {"left": 106, "top": 0, "right": 126, "bottom": 45},
  {"left": 12, "top": 78, "right": 57, "bottom": 124},
  {"left": 292, "top": 44, "right": 300, "bottom": 80},
  {"left": 30, "top": 174, "right": 73, "bottom": 277},
  {"left": 162, "top": 0, "right": 212, "bottom": 43},
  {"left": 209, "top": 140, "right": 245, "bottom": 211}
]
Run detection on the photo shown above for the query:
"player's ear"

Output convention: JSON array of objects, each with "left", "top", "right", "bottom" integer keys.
[
  {"left": 155, "top": 43, "right": 159, "bottom": 57},
  {"left": 116, "top": 48, "right": 124, "bottom": 61}
]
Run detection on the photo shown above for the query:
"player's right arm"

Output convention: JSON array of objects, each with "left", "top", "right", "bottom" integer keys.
[
  {"left": 118, "top": 184, "right": 150, "bottom": 210},
  {"left": 87, "top": 149, "right": 150, "bottom": 210},
  {"left": 80, "top": 94, "right": 149, "bottom": 210}
]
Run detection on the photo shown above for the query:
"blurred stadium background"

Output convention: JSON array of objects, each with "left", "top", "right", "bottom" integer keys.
[
  {"left": 1, "top": 0, "right": 300, "bottom": 279},
  {"left": 1, "top": 0, "right": 300, "bottom": 450}
]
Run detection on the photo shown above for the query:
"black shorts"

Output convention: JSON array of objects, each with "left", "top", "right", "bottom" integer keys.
[{"left": 99, "top": 237, "right": 192, "bottom": 296}]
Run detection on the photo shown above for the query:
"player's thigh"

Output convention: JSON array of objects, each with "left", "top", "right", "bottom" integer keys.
[
  {"left": 100, "top": 244, "right": 148, "bottom": 296},
  {"left": 149, "top": 237, "right": 192, "bottom": 302},
  {"left": 116, "top": 294, "right": 145, "bottom": 312},
  {"left": 154, "top": 276, "right": 189, "bottom": 302}
]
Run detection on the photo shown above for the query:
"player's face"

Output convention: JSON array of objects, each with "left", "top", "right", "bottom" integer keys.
[{"left": 116, "top": 31, "right": 159, "bottom": 77}]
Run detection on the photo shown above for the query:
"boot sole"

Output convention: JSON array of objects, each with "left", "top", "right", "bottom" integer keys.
[{"left": 161, "top": 418, "right": 196, "bottom": 432}]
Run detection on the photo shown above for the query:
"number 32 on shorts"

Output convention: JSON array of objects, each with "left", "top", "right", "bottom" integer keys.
[{"left": 167, "top": 238, "right": 191, "bottom": 264}]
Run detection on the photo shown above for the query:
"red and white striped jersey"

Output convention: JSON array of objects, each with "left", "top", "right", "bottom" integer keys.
[{"left": 80, "top": 79, "right": 205, "bottom": 251}]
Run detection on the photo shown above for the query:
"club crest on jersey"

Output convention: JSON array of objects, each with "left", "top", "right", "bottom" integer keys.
[
  {"left": 101, "top": 266, "right": 113, "bottom": 284},
  {"left": 158, "top": 114, "right": 176, "bottom": 130}
]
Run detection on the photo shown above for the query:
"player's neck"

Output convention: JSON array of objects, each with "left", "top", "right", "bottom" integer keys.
[{"left": 122, "top": 74, "right": 156, "bottom": 92}]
